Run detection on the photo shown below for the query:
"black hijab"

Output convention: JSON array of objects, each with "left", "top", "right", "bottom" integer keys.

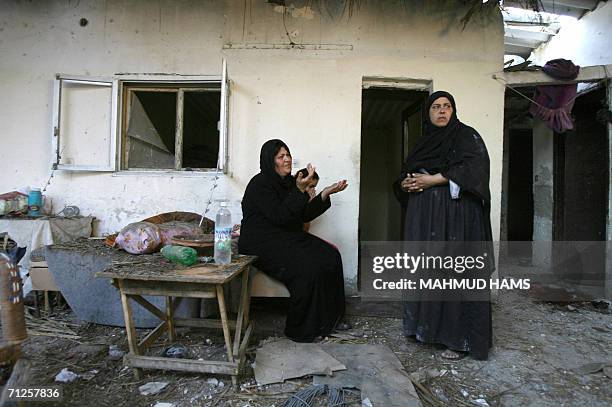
[
  {"left": 401, "top": 91, "right": 461, "bottom": 175},
  {"left": 259, "top": 139, "right": 296, "bottom": 189},
  {"left": 398, "top": 90, "right": 491, "bottom": 205}
]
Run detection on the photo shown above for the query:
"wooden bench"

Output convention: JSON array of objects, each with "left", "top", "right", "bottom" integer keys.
[
  {"left": 29, "top": 259, "right": 63, "bottom": 313},
  {"left": 249, "top": 267, "right": 289, "bottom": 298}
]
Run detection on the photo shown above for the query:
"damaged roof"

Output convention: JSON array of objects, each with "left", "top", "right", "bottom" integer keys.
[{"left": 503, "top": 0, "right": 604, "bottom": 59}]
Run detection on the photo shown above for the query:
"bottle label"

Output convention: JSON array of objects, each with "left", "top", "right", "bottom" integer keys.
[{"left": 215, "top": 227, "right": 232, "bottom": 242}]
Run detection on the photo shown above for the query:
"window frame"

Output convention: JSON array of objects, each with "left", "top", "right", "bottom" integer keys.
[
  {"left": 52, "top": 74, "right": 119, "bottom": 172},
  {"left": 121, "top": 84, "right": 221, "bottom": 172},
  {"left": 52, "top": 60, "right": 229, "bottom": 174}
]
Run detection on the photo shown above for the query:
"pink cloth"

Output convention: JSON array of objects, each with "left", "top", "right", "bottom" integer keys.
[{"left": 529, "top": 59, "right": 580, "bottom": 133}]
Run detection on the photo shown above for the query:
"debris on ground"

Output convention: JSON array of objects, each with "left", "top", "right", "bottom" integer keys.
[
  {"left": 14, "top": 273, "right": 612, "bottom": 406},
  {"left": 54, "top": 368, "right": 78, "bottom": 383},
  {"left": 108, "top": 344, "right": 125, "bottom": 361},
  {"left": 162, "top": 345, "right": 189, "bottom": 359},
  {"left": 280, "top": 384, "right": 349, "bottom": 407},
  {"left": 254, "top": 338, "right": 345, "bottom": 385},
  {"left": 138, "top": 381, "right": 169, "bottom": 396},
  {"left": 314, "top": 344, "right": 421, "bottom": 407}
]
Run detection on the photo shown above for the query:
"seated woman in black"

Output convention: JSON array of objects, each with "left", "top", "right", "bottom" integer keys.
[{"left": 239, "top": 139, "right": 348, "bottom": 342}]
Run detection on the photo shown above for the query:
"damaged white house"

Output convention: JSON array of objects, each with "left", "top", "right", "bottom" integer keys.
[{"left": 0, "top": 0, "right": 610, "bottom": 296}]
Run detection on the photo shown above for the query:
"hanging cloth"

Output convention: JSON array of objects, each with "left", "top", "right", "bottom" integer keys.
[{"left": 529, "top": 59, "right": 580, "bottom": 133}]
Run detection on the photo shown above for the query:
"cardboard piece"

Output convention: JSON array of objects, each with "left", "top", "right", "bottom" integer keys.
[
  {"left": 314, "top": 344, "right": 422, "bottom": 407},
  {"left": 253, "top": 338, "right": 346, "bottom": 385}
]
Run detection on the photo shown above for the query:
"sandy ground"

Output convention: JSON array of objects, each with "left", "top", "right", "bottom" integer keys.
[{"left": 6, "top": 275, "right": 612, "bottom": 407}]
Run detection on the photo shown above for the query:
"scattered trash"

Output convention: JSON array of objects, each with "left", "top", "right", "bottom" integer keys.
[
  {"left": 567, "top": 305, "right": 577, "bottom": 312},
  {"left": 409, "top": 368, "right": 445, "bottom": 383},
  {"left": 461, "top": 389, "right": 470, "bottom": 397},
  {"left": 153, "top": 402, "right": 175, "bottom": 407},
  {"left": 71, "top": 344, "right": 107, "bottom": 358},
  {"left": 590, "top": 299, "right": 611, "bottom": 311},
  {"left": 81, "top": 369, "right": 99, "bottom": 381},
  {"left": 162, "top": 345, "right": 189, "bottom": 358},
  {"left": 207, "top": 378, "right": 219, "bottom": 386},
  {"left": 55, "top": 368, "right": 78, "bottom": 383},
  {"left": 139, "top": 382, "right": 169, "bottom": 396},
  {"left": 280, "top": 384, "right": 345, "bottom": 407},
  {"left": 472, "top": 398, "right": 490, "bottom": 407},
  {"left": 108, "top": 345, "right": 125, "bottom": 361},
  {"left": 362, "top": 397, "right": 373, "bottom": 407},
  {"left": 205, "top": 338, "right": 213, "bottom": 346},
  {"left": 218, "top": 381, "right": 225, "bottom": 388}
]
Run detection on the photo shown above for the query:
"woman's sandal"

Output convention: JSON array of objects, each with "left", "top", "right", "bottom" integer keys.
[{"left": 440, "top": 349, "right": 466, "bottom": 360}]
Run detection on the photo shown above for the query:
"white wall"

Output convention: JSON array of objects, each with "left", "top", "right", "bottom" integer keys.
[
  {"left": 0, "top": 0, "right": 504, "bottom": 293},
  {"left": 531, "top": 1, "right": 612, "bottom": 66}
]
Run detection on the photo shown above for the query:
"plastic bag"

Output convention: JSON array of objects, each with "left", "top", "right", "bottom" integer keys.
[
  {"left": 114, "top": 222, "right": 162, "bottom": 254},
  {"left": 158, "top": 221, "right": 205, "bottom": 245}
]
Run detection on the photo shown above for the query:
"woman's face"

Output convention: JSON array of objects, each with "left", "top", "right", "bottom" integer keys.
[
  {"left": 429, "top": 97, "right": 454, "bottom": 127},
  {"left": 274, "top": 147, "right": 292, "bottom": 177}
]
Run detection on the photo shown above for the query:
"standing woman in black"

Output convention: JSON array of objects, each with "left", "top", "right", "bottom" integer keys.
[
  {"left": 394, "top": 91, "right": 494, "bottom": 360},
  {"left": 239, "top": 139, "right": 348, "bottom": 342}
]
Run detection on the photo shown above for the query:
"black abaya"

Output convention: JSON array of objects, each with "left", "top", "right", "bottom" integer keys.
[
  {"left": 239, "top": 140, "right": 345, "bottom": 342},
  {"left": 394, "top": 91, "right": 493, "bottom": 360}
]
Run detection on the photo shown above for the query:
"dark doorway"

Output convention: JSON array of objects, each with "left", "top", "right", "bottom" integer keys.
[
  {"left": 506, "top": 129, "right": 534, "bottom": 257},
  {"left": 553, "top": 87, "right": 608, "bottom": 242},
  {"left": 358, "top": 88, "right": 428, "bottom": 289},
  {"left": 552, "top": 87, "right": 608, "bottom": 284}
]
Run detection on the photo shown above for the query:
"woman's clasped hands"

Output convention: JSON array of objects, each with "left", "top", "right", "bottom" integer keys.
[{"left": 401, "top": 173, "right": 446, "bottom": 193}]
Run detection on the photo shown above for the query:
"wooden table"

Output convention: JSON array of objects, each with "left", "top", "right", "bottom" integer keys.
[{"left": 96, "top": 255, "right": 257, "bottom": 386}]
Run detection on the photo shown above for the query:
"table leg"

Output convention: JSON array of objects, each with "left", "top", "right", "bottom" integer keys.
[
  {"left": 215, "top": 285, "right": 234, "bottom": 364},
  {"left": 44, "top": 291, "right": 51, "bottom": 312},
  {"left": 118, "top": 280, "right": 142, "bottom": 380},
  {"left": 233, "top": 269, "right": 250, "bottom": 358},
  {"left": 33, "top": 291, "right": 40, "bottom": 318},
  {"left": 244, "top": 266, "right": 253, "bottom": 329},
  {"left": 166, "top": 296, "right": 176, "bottom": 342}
]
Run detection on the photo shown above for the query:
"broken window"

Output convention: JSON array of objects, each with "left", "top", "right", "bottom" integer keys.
[
  {"left": 52, "top": 60, "right": 229, "bottom": 172},
  {"left": 123, "top": 85, "right": 221, "bottom": 170}
]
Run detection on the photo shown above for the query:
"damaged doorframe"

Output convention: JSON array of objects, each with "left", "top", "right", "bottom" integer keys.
[
  {"left": 496, "top": 64, "right": 612, "bottom": 299},
  {"left": 362, "top": 76, "right": 432, "bottom": 93}
]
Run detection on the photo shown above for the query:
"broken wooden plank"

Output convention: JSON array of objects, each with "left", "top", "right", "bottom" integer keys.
[
  {"left": 124, "top": 354, "right": 238, "bottom": 375},
  {"left": 174, "top": 317, "right": 236, "bottom": 330}
]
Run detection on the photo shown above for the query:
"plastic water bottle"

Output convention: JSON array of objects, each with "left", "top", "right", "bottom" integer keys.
[
  {"left": 214, "top": 202, "right": 232, "bottom": 265},
  {"left": 161, "top": 245, "right": 198, "bottom": 266}
]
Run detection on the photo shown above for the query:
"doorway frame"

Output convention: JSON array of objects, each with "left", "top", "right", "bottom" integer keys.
[
  {"left": 495, "top": 64, "right": 612, "bottom": 298},
  {"left": 357, "top": 77, "right": 433, "bottom": 292}
]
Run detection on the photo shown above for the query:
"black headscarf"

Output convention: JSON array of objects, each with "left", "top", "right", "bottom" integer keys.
[
  {"left": 401, "top": 91, "right": 460, "bottom": 175},
  {"left": 398, "top": 90, "right": 491, "bottom": 205},
  {"left": 259, "top": 139, "right": 296, "bottom": 189}
]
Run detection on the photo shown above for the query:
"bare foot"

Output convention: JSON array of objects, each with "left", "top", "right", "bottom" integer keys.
[{"left": 440, "top": 349, "right": 465, "bottom": 360}]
